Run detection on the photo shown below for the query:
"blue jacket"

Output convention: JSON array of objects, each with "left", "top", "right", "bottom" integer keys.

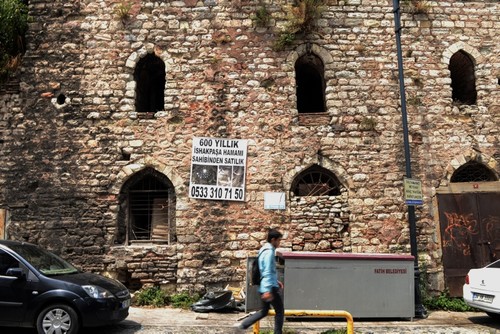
[{"left": 257, "top": 242, "right": 279, "bottom": 294}]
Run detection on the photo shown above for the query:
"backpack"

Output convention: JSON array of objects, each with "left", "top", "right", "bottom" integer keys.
[{"left": 250, "top": 249, "right": 268, "bottom": 286}]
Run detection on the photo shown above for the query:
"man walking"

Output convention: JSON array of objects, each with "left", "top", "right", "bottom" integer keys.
[{"left": 234, "top": 228, "right": 284, "bottom": 333}]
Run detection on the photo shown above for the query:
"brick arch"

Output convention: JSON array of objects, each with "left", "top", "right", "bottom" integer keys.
[
  {"left": 286, "top": 43, "right": 334, "bottom": 68},
  {"left": 285, "top": 44, "right": 335, "bottom": 115},
  {"left": 442, "top": 42, "right": 482, "bottom": 65},
  {"left": 283, "top": 154, "right": 352, "bottom": 194},
  {"left": 440, "top": 150, "right": 499, "bottom": 187},
  {"left": 122, "top": 44, "right": 173, "bottom": 111},
  {"left": 110, "top": 159, "right": 184, "bottom": 195}
]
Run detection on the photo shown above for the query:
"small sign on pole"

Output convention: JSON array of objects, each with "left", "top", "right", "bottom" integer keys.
[{"left": 403, "top": 177, "right": 423, "bottom": 206}]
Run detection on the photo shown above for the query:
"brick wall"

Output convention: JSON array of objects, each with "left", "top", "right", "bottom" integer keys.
[{"left": 0, "top": 0, "right": 498, "bottom": 293}]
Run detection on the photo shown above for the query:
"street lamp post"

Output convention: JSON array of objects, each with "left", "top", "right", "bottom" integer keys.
[{"left": 391, "top": 0, "right": 428, "bottom": 319}]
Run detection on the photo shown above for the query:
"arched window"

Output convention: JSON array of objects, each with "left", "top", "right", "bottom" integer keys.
[
  {"left": 291, "top": 165, "right": 341, "bottom": 196},
  {"left": 295, "top": 54, "right": 326, "bottom": 113},
  {"left": 449, "top": 50, "right": 477, "bottom": 105},
  {"left": 451, "top": 161, "right": 497, "bottom": 183},
  {"left": 117, "top": 168, "right": 176, "bottom": 244},
  {"left": 134, "top": 54, "right": 166, "bottom": 112}
]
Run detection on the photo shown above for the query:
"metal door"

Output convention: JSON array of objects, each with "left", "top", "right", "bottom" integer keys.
[{"left": 437, "top": 192, "right": 500, "bottom": 296}]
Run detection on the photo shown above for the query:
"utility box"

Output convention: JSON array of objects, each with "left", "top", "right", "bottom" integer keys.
[
  {"left": 245, "top": 256, "right": 284, "bottom": 312},
  {"left": 246, "top": 252, "right": 415, "bottom": 318}
]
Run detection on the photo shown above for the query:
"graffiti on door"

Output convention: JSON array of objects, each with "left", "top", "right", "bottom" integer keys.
[
  {"left": 442, "top": 212, "right": 478, "bottom": 256},
  {"left": 438, "top": 192, "right": 500, "bottom": 296}
]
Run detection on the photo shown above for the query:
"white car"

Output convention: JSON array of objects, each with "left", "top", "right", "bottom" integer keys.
[{"left": 463, "top": 259, "right": 500, "bottom": 319}]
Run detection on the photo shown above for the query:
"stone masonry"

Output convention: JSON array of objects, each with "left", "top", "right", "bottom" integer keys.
[{"left": 0, "top": 0, "right": 498, "bottom": 294}]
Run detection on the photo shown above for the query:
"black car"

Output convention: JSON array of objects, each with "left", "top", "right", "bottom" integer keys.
[{"left": 0, "top": 240, "right": 130, "bottom": 334}]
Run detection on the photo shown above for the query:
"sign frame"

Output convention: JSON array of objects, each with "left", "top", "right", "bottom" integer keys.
[
  {"left": 189, "top": 137, "right": 247, "bottom": 202},
  {"left": 403, "top": 177, "right": 423, "bottom": 206}
]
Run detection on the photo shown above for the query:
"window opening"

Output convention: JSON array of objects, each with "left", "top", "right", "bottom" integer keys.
[
  {"left": 450, "top": 161, "right": 497, "bottom": 183},
  {"left": 119, "top": 169, "right": 175, "bottom": 244},
  {"left": 0, "top": 250, "right": 19, "bottom": 276},
  {"left": 295, "top": 54, "right": 326, "bottom": 113},
  {"left": 134, "top": 53, "right": 166, "bottom": 113},
  {"left": 292, "top": 165, "right": 341, "bottom": 196},
  {"left": 449, "top": 50, "right": 477, "bottom": 105}
]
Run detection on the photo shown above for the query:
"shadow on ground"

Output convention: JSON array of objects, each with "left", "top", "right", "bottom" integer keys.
[{"left": 3, "top": 321, "right": 143, "bottom": 334}]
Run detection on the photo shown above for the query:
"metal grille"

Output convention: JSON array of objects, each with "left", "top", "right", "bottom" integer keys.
[
  {"left": 128, "top": 174, "right": 172, "bottom": 242},
  {"left": 292, "top": 167, "right": 341, "bottom": 196},
  {"left": 450, "top": 161, "right": 497, "bottom": 183}
]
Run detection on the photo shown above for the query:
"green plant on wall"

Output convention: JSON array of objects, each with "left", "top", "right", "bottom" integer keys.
[
  {"left": 252, "top": 3, "right": 271, "bottom": 28},
  {"left": 273, "top": 0, "right": 325, "bottom": 51},
  {"left": 114, "top": 0, "right": 133, "bottom": 23},
  {"left": 0, "top": 0, "right": 28, "bottom": 83},
  {"left": 403, "top": 0, "right": 431, "bottom": 15},
  {"left": 274, "top": 32, "right": 296, "bottom": 51},
  {"left": 419, "top": 264, "right": 474, "bottom": 312},
  {"left": 360, "top": 116, "right": 377, "bottom": 131}
]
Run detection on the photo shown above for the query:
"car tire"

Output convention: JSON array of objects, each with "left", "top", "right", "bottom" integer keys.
[
  {"left": 36, "top": 304, "right": 80, "bottom": 334},
  {"left": 486, "top": 312, "right": 500, "bottom": 321}
]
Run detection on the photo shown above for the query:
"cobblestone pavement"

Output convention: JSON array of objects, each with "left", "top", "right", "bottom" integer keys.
[{"left": 5, "top": 307, "right": 500, "bottom": 334}]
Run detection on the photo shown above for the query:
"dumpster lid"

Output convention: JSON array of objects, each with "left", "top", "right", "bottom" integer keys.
[{"left": 277, "top": 251, "right": 414, "bottom": 261}]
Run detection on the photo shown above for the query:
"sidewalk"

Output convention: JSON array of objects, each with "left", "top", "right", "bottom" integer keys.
[{"left": 125, "top": 306, "right": 500, "bottom": 333}]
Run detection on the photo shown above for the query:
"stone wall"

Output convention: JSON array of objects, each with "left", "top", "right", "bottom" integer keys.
[
  {"left": 0, "top": 0, "right": 498, "bottom": 293},
  {"left": 289, "top": 191, "right": 350, "bottom": 252}
]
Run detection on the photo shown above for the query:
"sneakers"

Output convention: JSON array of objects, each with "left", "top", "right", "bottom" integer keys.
[{"left": 232, "top": 322, "right": 245, "bottom": 333}]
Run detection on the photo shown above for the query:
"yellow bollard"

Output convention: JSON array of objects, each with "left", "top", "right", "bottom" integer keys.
[
  {"left": 252, "top": 320, "right": 260, "bottom": 334},
  {"left": 252, "top": 309, "right": 354, "bottom": 334}
]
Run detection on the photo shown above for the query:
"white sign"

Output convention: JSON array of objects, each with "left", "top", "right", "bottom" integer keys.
[
  {"left": 189, "top": 137, "right": 247, "bottom": 201},
  {"left": 264, "top": 192, "right": 286, "bottom": 210},
  {"left": 403, "top": 177, "right": 423, "bottom": 206}
]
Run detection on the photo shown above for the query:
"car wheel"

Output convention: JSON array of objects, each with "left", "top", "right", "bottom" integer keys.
[
  {"left": 36, "top": 304, "right": 80, "bottom": 334},
  {"left": 486, "top": 312, "right": 500, "bottom": 321}
]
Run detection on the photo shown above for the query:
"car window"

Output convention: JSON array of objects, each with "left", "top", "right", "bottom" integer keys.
[
  {"left": 7, "top": 244, "right": 79, "bottom": 276},
  {"left": 487, "top": 260, "right": 500, "bottom": 269},
  {"left": 0, "top": 250, "right": 20, "bottom": 276}
]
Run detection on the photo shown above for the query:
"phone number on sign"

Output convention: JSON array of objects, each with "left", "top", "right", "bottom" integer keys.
[{"left": 190, "top": 185, "right": 244, "bottom": 201}]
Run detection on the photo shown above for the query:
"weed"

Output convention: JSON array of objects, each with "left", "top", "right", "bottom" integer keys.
[
  {"left": 286, "top": 0, "right": 324, "bottom": 34},
  {"left": 114, "top": 1, "right": 133, "bottom": 23},
  {"left": 423, "top": 291, "right": 475, "bottom": 312},
  {"left": 259, "top": 328, "right": 298, "bottom": 334},
  {"left": 252, "top": 3, "right": 271, "bottom": 28},
  {"left": 412, "top": 0, "right": 431, "bottom": 14},
  {"left": 134, "top": 286, "right": 169, "bottom": 307},
  {"left": 407, "top": 94, "right": 422, "bottom": 106},
  {"left": 321, "top": 329, "right": 348, "bottom": 334},
  {"left": 360, "top": 116, "right": 377, "bottom": 131},
  {"left": 273, "top": 0, "right": 324, "bottom": 51},
  {"left": 170, "top": 291, "right": 200, "bottom": 309},
  {"left": 0, "top": 0, "right": 28, "bottom": 83},
  {"left": 403, "top": 0, "right": 431, "bottom": 15},
  {"left": 273, "top": 32, "right": 296, "bottom": 51}
]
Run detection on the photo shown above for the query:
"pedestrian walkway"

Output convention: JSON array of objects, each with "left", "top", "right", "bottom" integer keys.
[{"left": 125, "top": 306, "right": 500, "bottom": 334}]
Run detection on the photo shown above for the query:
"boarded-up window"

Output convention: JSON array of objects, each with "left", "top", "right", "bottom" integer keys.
[
  {"left": 295, "top": 54, "right": 326, "bottom": 113},
  {"left": 291, "top": 165, "right": 341, "bottom": 196},
  {"left": 117, "top": 168, "right": 176, "bottom": 244},
  {"left": 449, "top": 50, "right": 477, "bottom": 105}
]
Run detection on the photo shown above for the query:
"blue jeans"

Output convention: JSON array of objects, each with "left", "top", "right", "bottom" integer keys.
[{"left": 241, "top": 287, "right": 284, "bottom": 334}]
